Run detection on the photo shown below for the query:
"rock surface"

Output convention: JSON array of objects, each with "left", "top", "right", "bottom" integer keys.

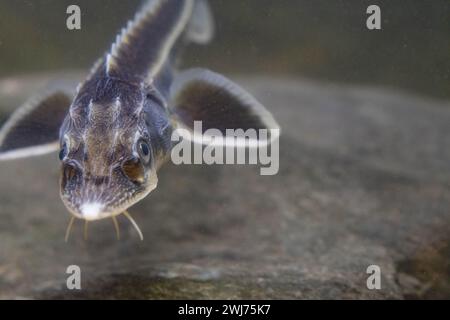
[{"left": 0, "top": 73, "right": 449, "bottom": 299}]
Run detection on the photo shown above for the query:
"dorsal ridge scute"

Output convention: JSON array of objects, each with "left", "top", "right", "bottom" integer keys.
[{"left": 105, "top": 0, "right": 194, "bottom": 80}]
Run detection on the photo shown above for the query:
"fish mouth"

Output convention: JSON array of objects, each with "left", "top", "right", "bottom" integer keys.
[
  {"left": 60, "top": 186, "right": 156, "bottom": 241},
  {"left": 59, "top": 162, "right": 159, "bottom": 221},
  {"left": 63, "top": 200, "right": 128, "bottom": 221},
  {"left": 58, "top": 164, "right": 159, "bottom": 241},
  {"left": 60, "top": 186, "right": 154, "bottom": 221},
  {"left": 61, "top": 195, "right": 150, "bottom": 242}
]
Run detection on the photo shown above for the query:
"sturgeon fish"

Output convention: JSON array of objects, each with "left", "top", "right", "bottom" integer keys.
[{"left": 0, "top": 0, "right": 279, "bottom": 240}]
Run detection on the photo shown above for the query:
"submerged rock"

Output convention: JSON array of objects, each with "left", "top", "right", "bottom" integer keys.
[{"left": 0, "top": 73, "right": 449, "bottom": 299}]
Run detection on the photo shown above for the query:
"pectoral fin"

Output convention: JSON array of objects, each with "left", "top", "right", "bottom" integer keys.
[
  {"left": 170, "top": 68, "right": 280, "bottom": 146},
  {"left": 0, "top": 91, "right": 72, "bottom": 160}
]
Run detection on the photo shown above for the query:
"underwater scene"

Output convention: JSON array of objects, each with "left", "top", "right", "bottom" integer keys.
[{"left": 0, "top": 0, "right": 449, "bottom": 301}]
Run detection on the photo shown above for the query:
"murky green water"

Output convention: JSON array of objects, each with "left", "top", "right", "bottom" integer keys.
[{"left": 0, "top": 0, "right": 449, "bottom": 99}]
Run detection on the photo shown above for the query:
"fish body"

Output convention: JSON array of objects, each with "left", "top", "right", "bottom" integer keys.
[{"left": 0, "top": 0, "right": 279, "bottom": 236}]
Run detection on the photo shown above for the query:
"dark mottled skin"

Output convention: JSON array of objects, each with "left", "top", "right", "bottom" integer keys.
[{"left": 58, "top": 0, "right": 191, "bottom": 219}]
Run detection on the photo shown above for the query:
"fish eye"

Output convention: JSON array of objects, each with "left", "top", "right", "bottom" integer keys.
[
  {"left": 137, "top": 140, "right": 151, "bottom": 164},
  {"left": 59, "top": 142, "right": 68, "bottom": 161}
]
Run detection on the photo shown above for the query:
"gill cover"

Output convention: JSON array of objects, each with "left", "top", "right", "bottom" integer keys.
[{"left": 0, "top": 91, "right": 72, "bottom": 161}]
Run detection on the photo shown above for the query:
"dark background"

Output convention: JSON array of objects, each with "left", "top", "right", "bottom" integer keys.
[{"left": 0, "top": 0, "right": 448, "bottom": 99}]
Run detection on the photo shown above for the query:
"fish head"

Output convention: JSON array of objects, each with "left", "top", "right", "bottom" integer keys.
[{"left": 58, "top": 80, "right": 169, "bottom": 221}]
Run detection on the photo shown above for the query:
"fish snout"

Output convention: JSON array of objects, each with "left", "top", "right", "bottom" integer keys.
[{"left": 60, "top": 164, "right": 136, "bottom": 221}]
